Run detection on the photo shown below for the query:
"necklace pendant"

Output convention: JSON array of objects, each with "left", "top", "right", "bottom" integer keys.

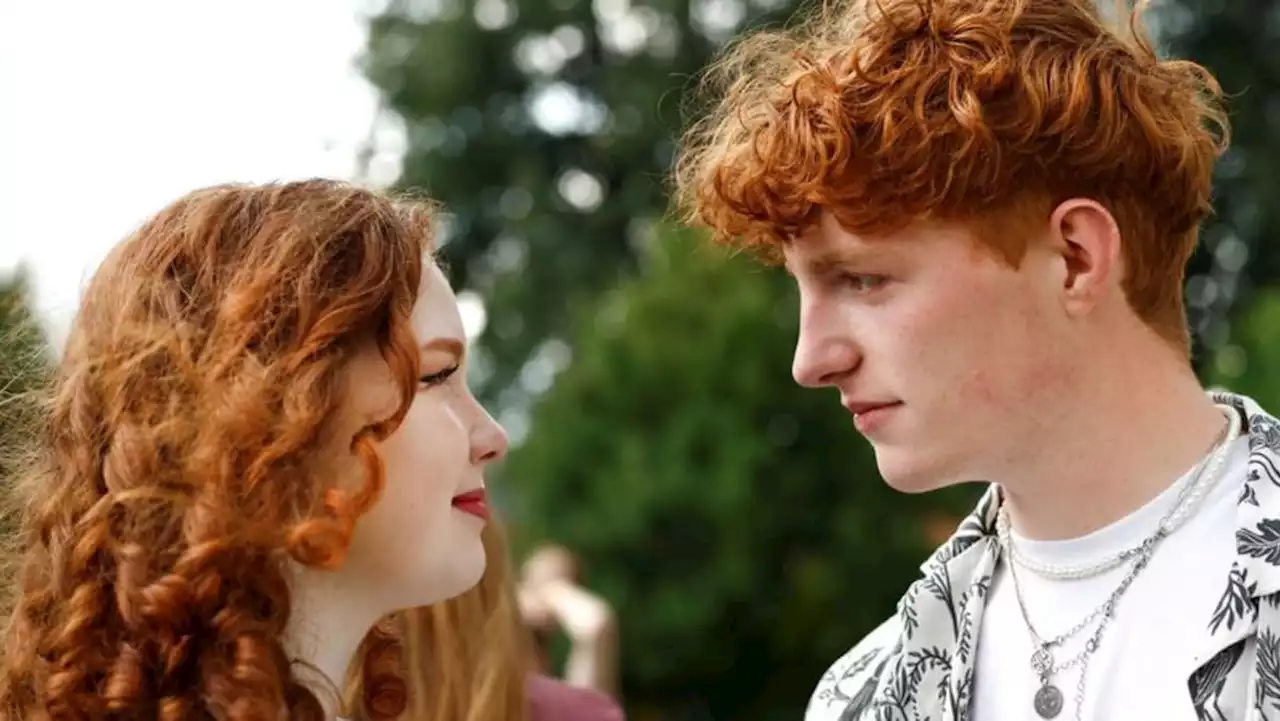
[
  {"left": 1034, "top": 682, "right": 1064, "bottom": 719},
  {"left": 1030, "top": 646, "right": 1054, "bottom": 676}
]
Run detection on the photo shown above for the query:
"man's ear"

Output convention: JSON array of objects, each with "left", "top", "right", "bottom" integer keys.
[{"left": 1048, "top": 198, "right": 1122, "bottom": 318}]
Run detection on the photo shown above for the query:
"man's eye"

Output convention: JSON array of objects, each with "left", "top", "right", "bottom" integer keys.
[
  {"left": 419, "top": 365, "right": 459, "bottom": 388},
  {"left": 841, "top": 273, "right": 887, "bottom": 292}
]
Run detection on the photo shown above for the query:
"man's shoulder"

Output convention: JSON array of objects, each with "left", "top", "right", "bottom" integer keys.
[{"left": 804, "top": 615, "right": 902, "bottom": 721}]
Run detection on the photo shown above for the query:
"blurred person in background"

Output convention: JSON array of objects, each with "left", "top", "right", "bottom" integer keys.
[
  {"left": 519, "top": 543, "right": 621, "bottom": 700},
  {"left": 0, "top": 179, "right": 508, "bottom": 721},
  {"left": 348, "top": 522, "right": 625, "bottom": 721},
  {"left": 674, "top": 0, "right": 1280, "bottom": 720}
]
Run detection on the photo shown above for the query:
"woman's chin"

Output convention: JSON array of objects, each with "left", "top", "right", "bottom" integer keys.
[{"left": 427, "top": 535, "right": 488, "bottom": 606}]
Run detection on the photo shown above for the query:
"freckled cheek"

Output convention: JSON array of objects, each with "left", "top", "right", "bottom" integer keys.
[
  {"left": 399, "top": 402, "right": 474, "bottom": 483},
  {"left": 888, "top": 296, "right": 979, "bottom": 368},
  {"left": 894, "top": 293, "right": 1012, "bottom": 409},
  {"left": 967, "top": 313, "right": 1050, "bottom": 412},
  {"left": 379, "top": 413, "right": 438, "bottom": 499}
]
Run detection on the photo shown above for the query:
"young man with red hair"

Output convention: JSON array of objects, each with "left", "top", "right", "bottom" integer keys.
[{"left": 674, "top": 1, "right": 1280, "bottom": 719}]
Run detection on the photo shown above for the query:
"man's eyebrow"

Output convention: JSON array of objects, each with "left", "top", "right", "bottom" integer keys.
[{"left": 790, "top": 246, "right": 888, "bottom": 277}]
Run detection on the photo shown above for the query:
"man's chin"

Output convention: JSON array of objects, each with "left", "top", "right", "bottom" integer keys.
[{"left": 875, "top": 456, "right": 957, "bottom": 495}]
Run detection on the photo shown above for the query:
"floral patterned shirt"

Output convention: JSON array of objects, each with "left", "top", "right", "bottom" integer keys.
[{"left": 805, "top": 392, "right": 1280, "bottom": 721}]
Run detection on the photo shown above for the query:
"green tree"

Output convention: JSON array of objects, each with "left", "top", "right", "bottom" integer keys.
[
  {"left": 1205, "top": 286, "right": 1280, "bottom": 412},
  {"left": 1161, "top": 0, "right": 1280, "bottom": 359},
  {"left": 505, "top": 226, "right": 978, "bottom": 721},
  {"left": 358, "top": 0, "right": 793, "bottom": 407}
]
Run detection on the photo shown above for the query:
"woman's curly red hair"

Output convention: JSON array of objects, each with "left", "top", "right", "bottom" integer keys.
[
  {"left": 0, "top": 179, "right": 435, "bottom": 721},
  {"left": 673, "top": 0, "right": 1230, "bottom": 348}
]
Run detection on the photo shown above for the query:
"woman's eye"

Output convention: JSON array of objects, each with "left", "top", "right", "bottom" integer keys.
[{"left": 419, "top": 365, "right": 459, "bottom": 388}]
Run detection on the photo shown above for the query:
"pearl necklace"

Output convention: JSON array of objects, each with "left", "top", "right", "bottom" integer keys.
[
  {"left": 999, "top": 404, "right": 1240, "bottom": 581},
  {"left": 998, "top": 405, "right": 1240, "bottom": 719}
]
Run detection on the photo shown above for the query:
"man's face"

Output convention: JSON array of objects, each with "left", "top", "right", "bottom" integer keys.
[{"left": 785, "top": 212, "right": 1075, "bottom": 493}]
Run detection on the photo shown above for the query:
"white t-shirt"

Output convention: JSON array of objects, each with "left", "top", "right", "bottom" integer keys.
[{"left": 971, "top": 436, "right": 1249, "bottom": 721}]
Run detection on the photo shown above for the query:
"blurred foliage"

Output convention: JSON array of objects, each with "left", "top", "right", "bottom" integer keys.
[
  {"left": 1164, "top": 0, "right": 1280, "bottom": 358},
  {"left": 0, "top": 269, "right": 51, "bottom": 487},
  {"left": 1206, "top": 287, "right": 1280, "bottom": 412},
  {"left": 359, "top": 0, "right": 795, "bottom": 410},
  {"left": 504, "top": 225, "right": 979, "bottom": 721}
]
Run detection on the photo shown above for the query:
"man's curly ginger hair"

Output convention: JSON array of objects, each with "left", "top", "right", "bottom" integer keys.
[
  {"left": 0, "top": 179, "right": 434, "bottom": 721},
  {"left": 673, "top": 0, "right": 1230, "bottom": 350}
]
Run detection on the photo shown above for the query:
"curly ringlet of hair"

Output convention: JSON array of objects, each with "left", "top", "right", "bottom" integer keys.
[
  {"left": 0, "top": 179, "right": 440, "bottom": 721},
  {"left": 673, "top": 0, "right": 1230, "bottom": 350}
]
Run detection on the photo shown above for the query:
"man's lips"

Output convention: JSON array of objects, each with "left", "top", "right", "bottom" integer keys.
[
  {"left": 843, "top": 400, "right": 901, "bottom": 415},
  {"left": 843, "top": 400, "right": 902, "bottom": 434},
  {"left": 451, "top": 489, "right": 490, "bottom": 521}
]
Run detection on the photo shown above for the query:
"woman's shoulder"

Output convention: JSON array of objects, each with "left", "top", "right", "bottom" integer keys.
[{"left": 526, "top": 674, "right": 625, "bottom": 721}]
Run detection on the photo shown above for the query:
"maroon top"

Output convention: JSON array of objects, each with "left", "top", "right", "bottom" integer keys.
[{"left": 526, "top": 674, "right": 626, "bottom": 721}]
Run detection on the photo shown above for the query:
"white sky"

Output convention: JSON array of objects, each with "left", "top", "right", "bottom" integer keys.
[{"left": 0, "top": 0, "right": 415, "bottom": 347}]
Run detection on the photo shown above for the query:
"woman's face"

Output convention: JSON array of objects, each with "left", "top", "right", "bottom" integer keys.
[{"left": 337, "top": 262, "right": 508, "bottom": 611}]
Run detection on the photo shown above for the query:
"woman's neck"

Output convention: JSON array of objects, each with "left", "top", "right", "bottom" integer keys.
[{"left": 284, "top": 565, "right": 385, "bottom": 720}]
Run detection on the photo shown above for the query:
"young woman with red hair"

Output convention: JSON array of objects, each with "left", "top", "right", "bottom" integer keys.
[{"left": 0, "top": 179, "right": 507, "bottom": 721}]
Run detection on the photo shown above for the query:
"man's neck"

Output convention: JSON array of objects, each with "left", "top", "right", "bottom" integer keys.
[
  {"left": 284, "top": 566, "right": 384, "bottom": 720},
  {"left": 999, "top": 340, "right": 1228, "bottom": 541}
]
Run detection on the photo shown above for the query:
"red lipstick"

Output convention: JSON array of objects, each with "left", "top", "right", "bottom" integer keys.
[{"left": 451, "top": 489, "right": 490, "bottom": 522}]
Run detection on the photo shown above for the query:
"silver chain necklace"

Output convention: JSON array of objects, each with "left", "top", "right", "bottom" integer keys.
[
  {"left": 997, "top": 406, "right": 1240, "bottom": 720},
  {"left": 1000, "top": 432, "right": 1225, "bottom": 580}
]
